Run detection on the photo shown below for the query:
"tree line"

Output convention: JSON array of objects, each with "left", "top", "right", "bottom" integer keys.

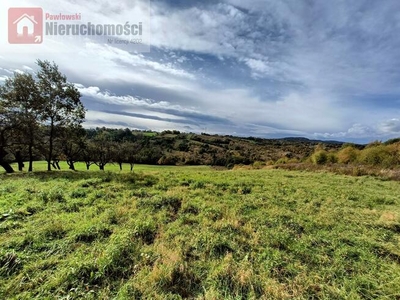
[
  {"left": 0, "top": 61, "right": 165, "bottom": 173},
  {"left": 0, "top": 60, "right": 85, "bottom": 173}
]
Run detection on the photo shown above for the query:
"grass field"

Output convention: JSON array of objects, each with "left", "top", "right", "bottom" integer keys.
[{"left": 0, "top": 166, "right": 399, "bottom": 299}]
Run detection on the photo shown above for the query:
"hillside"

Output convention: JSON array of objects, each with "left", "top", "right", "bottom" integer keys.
[{"left": 86, "top": 128, "right": 351, "bottom": 167}]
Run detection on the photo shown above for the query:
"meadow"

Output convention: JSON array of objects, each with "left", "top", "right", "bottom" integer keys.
[{"left": 0, "top": 164, "right": 399, "bottom": 299}]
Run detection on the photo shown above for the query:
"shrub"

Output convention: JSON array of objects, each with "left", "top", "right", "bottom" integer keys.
[
  {"left": 384, "top": 138, "right": 400, "bottom": 146},
  {"left": 365, "top": 141, "right": 382, "bottom": 148},
  {"left": 337, "top": 146, "right": 360, "bottom": 164},
  {"left": 275, "top": 158, "right": 289, "bottom": 165},
  {"left": 311, "top": 150, "right": 328, "bottom": 165},
  {"left": 287, "top": 158, "right": 300, "bottom": 164},
  {"left": 386, "top": 143, "right": 400, "bottom": 166},
  {"left": 158, "top": 155, "right": 179, "bottom": 166},
  {"left": 327, "top": 152, "right": 338, "bottom": 164},
  {"left": 359, "top": 146, "right": 394, "bottom": 167}
]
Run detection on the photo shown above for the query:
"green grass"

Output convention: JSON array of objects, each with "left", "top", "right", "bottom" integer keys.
[{"left": 0, "top": 167, "right": 399, "bottom": 299}]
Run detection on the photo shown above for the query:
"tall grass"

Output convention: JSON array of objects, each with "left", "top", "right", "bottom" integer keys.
[{"left": 0, "top": 168, "right": 399, "bottom": 299}]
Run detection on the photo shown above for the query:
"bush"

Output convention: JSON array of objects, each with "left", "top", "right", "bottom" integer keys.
[
  {"left": 384, "top": 138, "right": 400, "bottom": 145},
  {"left": 359, "top": 146, "right": 394, "bottom": 167},
  {"left": 327, "top": 152, "right": 338, "bottom": 164},
  {"left": 386, "top": 143, "right": 400, "bottom": 166},
  {"left": 311, "top": 150, "right": 328, "bottom": 165},
  {"left": 158, "top": 155, "right": 180, "bottom": 166},
  {"left": 337, "top": 146, "right": 360, "bottom": 164},
  {"left": 275, "top": 158, "right": 289, "bottom": 165}
]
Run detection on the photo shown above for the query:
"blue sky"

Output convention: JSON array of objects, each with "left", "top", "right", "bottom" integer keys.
[{"left": 1, "top": 0, "right": 400, "bottom": 143}]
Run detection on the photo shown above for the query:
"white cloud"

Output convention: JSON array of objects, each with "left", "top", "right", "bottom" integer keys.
[
  {"left": 378, "top": 119, "right": 400, "bottom": 134},
  {"left": 1, "top": 0, "right": 400, "bottom": 142},
  {"left": 77, "top": 84, "right": 197, "bottom": 113},
  {"left": 0, "top": 68, "right": 14, "bottom": 75},
  {"left": 78, "top": 82, "right": 347, "bottom": 135},
  {"left": 23, "top": 65, "right": 34, "bottom": 71},
  {"left": 314, "top": 119, "right": 400, "bottom": 141},
  {"left": 244, "top": 58, "right": 272, "bottom": 79},
  {"left": 85, "top": 44, "right": 195, "bottom": 79},
  {"left": 85, "top": 110, "right": 192, "bottom": 132}
]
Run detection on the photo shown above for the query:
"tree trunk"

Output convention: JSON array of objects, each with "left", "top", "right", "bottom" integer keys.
[
  {"left": 48, "top": 120, "right": 54, "bottom": 171},
  {"left": 16, "top": 151, "right": 24, "bottom": 172},
  {"left": 69, "top": 161, "right": 76, "bottom": 171},
  {"left": 85, "top": 162, "right": 90, "bottom": 170},
  {"left": 55, "top": 161, "right": 61, "bottom": 170},
  {"left": 28, "top": 144, "right": 33, "bottom": 172},
  {"left": 119, "top": 162, "right": 122, "bottom": 171},
  {"left": 130, "top": 163, "right": 134, "bottom": 171},
  {"left": 0, "top": 139, "right": 13, "bottom": 173},
  {"left": 46, "top": 159, "right": 52, "bottom": 170},
  {"left": 0, "top": 160, "right": 14, "bottom": 173},
  {"left": 99, "top": 164, "right": 105, "bottom": 171}
]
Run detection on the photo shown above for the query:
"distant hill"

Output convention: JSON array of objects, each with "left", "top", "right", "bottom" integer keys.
[
  {"left": 86, "top": 128, "right": 360, "bottom": 167},
  {"left": 280, "top": 137, "right": 344, "bottom": 144}
]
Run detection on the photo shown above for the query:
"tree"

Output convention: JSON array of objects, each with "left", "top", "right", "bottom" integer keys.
[
  {"left": 58, "top": 125, "right": 86, "bottom": 171},
  {"left": 0, "top": 73, "right": 43, "bottom": 172},
  {"left": 114, "top": 141, "right": 138, "bottom": 171},
  {"left": 0, "top": 100, "right": 15, "bottom": 173},
  {"left": 81, "top": 142, "right": 95, "bottom": 170},
  {"left": 91, "top": 131, "right": 115, "bottom": 171},
  {"left": 126, "top": 142, "right": 140, "bottom": 171},
  {"left": 114, "top": 142, "right": 127, "bottom": 171},
  {"left": 36, "top": 60, "right": 85, "bottom": 171}
]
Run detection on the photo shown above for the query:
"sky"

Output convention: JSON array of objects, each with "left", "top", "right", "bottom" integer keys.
[{"left": 1, "top": 0, "right": 400, "bottom": 143}]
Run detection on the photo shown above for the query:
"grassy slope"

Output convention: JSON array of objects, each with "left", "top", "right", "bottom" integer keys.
[{"left": 0, "top": 167, "right": 399, "bottom": 299}]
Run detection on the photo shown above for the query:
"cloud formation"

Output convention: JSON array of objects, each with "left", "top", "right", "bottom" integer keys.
[{"left": 1, "top": 0, "right": 400, "bottom": 142}]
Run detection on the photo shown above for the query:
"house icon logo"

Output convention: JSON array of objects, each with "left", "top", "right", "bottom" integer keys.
[{"left": 8, "top": 8, "right": 43, "bottom": 44}]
